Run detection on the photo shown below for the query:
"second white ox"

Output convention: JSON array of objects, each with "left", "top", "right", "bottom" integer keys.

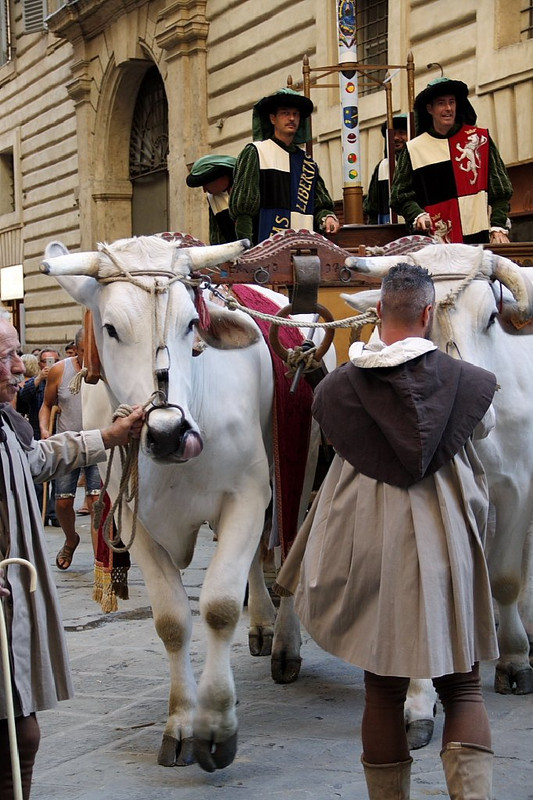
[
  {"left": 341, "top": 242, "right": 533, "bottom": 741},
  {"left": 41, "top": 234, "right": 327, "bottom": 773}
]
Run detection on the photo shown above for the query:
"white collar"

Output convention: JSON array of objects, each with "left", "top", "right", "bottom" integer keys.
[{"left": 349, "top": 337, "right": 437, "bottom": 368}]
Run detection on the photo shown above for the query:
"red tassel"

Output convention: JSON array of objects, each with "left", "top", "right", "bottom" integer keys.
[{"left": 195, "top": 289, "right": 211, "bottom": 330}]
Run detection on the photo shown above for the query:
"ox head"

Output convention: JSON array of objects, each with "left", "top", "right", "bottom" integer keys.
[
  {"left": 341, "top": 243, "right": 533, "bottom": 356},
  {"left": 41, "top": 235, "right": 257, "bottom": 463}
]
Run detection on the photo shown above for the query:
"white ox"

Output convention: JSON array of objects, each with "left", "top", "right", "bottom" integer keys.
[
  {"left": 41, "top": 234, "right": 330, "bottom": 773},
  {"left": 341, "top": 242, "right": 533, "bottom": 744}
]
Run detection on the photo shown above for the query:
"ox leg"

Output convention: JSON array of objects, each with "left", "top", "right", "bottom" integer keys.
[
  {"left": 271, "top": 594, "right": 302, "bottom": 684},
  {"left": 193, "top": 494, "right": 267, "bottom": 772},
  {"left": 488, "top": 522, "right": 533, "bottom": 695},
  {"left": 130, "top": 523, "right": 197, "bottom": 767},
  {"left": 518, "top": 527, "right": 533, "bottom": 665},
  {"left": 247, "top": 544, "right": 276, "bottom": 656},
  {"left": 404, "top": 679, "right": 438, "bottom": 750},
  {"left": 269, "top": 418, "right": 321, "bottom": 684}
]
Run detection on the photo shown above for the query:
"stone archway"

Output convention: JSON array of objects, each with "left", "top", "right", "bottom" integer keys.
[{"left": 89, "top": 59, "right": 166, "bottom": 244}]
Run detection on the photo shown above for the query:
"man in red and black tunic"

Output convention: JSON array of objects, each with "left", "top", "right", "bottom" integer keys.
[{"left": 391, "top": 77, "right": 512, "bottom": 244}]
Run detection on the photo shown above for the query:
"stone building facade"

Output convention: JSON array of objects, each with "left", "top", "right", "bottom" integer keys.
[{"left": 0, "top": 0, "right": 531, "bottom": 347}]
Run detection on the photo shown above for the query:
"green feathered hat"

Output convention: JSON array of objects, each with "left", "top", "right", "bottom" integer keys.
[
  {"left": 414, "top": 77, "right": 477, "bottom": 135},
  {"left": 186, "top": 154, "right": 236, "bottom": 188},
  {"left": 252, "top": 88, "right": 313, "bottom": 144}
]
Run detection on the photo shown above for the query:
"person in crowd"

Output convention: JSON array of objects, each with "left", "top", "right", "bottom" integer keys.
[
  {"left": 10, "top": 355, "right": 39, "bottom": 409},
  {"left": 64, "top": 341, "right": 76, "bottom": 358},
  {"left": 390, "top": 76, "right": 512, "bottom": 244},
  {"left": 276, "top": 263, "right": 498, "bottom": 800},
  {"left": 20, "top": 354, "right": 39, "bottom": 381},
  {"left": 38, "top": 329, "right": 100, "bottom": 569},
  {"left": 17, "top": 348, "right": 61, "bottom": 525},
  {"left": 363, "top": 114, "right": 408, "bottom": 224},
  {"left": 186, "top": 154, "right": 237, "bottom": 244},
  {"left": 0, "top": 316, "right": 143, "bottom": 800},
  {"left": 229, "top": 87, "right": 340, "bottom": 244}
]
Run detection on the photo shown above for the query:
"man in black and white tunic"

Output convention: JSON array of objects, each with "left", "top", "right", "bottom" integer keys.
[{"left": 230, "top": 88, "right": 340, "bottom": 244}]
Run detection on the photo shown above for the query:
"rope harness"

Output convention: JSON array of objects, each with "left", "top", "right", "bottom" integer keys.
[{"left": 63, "top": 265, "right": 386, "bottom": 551}]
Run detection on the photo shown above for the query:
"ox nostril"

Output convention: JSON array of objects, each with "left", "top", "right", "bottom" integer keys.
[{"left": 143, "top": 406, "right": 202, "bottom": 462}]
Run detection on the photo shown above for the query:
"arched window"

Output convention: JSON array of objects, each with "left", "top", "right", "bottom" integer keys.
[{"left": 129, "top": 66, "right": 169, "bottom": 235}]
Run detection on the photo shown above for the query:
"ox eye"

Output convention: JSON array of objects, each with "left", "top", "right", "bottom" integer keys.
[
  {"left": 104, "top": 323, "right": 119, "bottom": 340},
  {"left": 187, "top": 319, "right": 198, "bottom": 335},
  {"left": 487, "top": 311, "right": 497, "bottom": 328}
]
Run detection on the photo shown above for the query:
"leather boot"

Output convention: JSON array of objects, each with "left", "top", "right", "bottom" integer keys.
[
  {"left": 440, "top": 741, "right": 493, "bottom": 799},
  {"left": 361, "top": 755, "right": 412, "bottom": 799}
]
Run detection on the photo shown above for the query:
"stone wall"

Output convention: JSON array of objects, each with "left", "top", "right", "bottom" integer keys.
[{"left": 0, "top": 0, "right": 530, "bottom": 346}]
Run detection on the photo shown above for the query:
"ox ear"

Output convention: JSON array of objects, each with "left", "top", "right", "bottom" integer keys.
[
  {"left": 53, "top": 274, "right": 101, "bottom": 309},
  {"left": 195, "top": 307, "right": 260, "bottom": 350},
  {"left": 341, "top": 289, "right": 381, "bottom": 313}
]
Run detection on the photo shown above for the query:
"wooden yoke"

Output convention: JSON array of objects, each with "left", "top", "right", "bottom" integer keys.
[{"left": 83, "top": 308, "right": 101, "bottom": 384}]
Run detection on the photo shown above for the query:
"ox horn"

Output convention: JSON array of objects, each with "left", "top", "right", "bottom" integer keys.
[
  {"left": 491, "top": 255, "right": 533, "bottom": 321},
  {"left": 344, "top": 254, "right": 410, "bottom": 277},
  {"left": 41, "top": 241, "right": 100, "bottom": 276},
  {"left": 176, "top": 239, "right": 250, "bottom": 271}
]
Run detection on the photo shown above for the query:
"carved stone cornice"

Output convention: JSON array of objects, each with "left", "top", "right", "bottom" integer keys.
[
  {"left": 155, "top": 0, "right": 208, "bottom": 59},
  {"left": 47, "top": 0, "right": 144, "bottom": 42}
]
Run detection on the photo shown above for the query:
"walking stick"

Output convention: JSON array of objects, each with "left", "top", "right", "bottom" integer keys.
[
  {"left": 41, "top": 405, "right": 60, "bottom": 525},
  {"left": 0, "top": 557, "right": 38, "bottom": 800}
]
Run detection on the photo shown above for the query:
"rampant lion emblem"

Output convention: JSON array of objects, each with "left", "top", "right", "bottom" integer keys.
[
  {"left": 433, "top": 217, "right": 453, "bottom": 244},
  {"left": 455, "top": 132, "right": 488, "bottom": 184}
]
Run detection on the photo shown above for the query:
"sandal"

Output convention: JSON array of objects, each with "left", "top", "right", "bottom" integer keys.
[
  {"left": 76, "top": 507, "right": 90, "bottom": 516},
  {"left": 56, "top": 533, "right": 80, "bottom": 571}
]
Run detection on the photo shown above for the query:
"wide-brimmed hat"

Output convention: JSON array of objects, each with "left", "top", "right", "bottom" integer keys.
[
  {"left": 186, "top": 155, "right": 236, "bottom": 188},
  {"left": 252, "top": 88, "right": 314, "bottom": 144},
  {"left": 414, "top": 77, "right": 477, "bottom": 134},
  {"left": 380, "top": 113, "right": 408, "bottom": 137}
]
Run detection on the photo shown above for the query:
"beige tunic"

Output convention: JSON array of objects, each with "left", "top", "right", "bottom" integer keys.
[{"left": 277, "top": 338, "right": 499, "bottom": 679}]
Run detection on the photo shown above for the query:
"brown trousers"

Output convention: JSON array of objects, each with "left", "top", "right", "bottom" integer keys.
[
  {"left": 0, "top": 714, "right": 40, "bottom": 799},
  {"left": 362, "top": 663, "right": 491, "bottom": 764}
]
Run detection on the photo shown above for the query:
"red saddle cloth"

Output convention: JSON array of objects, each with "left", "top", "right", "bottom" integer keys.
[{"left": 231, "top": 284, "right": 314, "bottom": 559}]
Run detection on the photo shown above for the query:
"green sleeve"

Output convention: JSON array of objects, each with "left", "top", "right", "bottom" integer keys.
[
  {"left": 363, "top": 163, "right": 380, "bottom": 224},
  {"left": 389, "top": 148, "right": 425, "bottom": 226},
  {"left": 229, "top": 144, "right": 260, "bottom": 244},
  {"left": 487, "top": 137, "right": 513, "bottom": 229}
]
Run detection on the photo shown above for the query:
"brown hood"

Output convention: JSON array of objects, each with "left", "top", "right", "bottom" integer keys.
[{"left": 312, "top": 349, "right": 496, "bottom": 488}]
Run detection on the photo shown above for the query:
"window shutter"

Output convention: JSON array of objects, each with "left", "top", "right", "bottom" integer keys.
[{"left": 23, "top": 0, "right": 47, "bottom": 33}]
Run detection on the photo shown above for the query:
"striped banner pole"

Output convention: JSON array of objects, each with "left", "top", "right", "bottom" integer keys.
[{"left": 337, "top": 1, "right": 363, "bottom": 223}]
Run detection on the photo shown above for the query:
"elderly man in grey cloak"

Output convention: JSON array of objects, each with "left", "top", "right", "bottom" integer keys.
[{"left": 0, "top": 316, "right": 143, "bottom": 799}]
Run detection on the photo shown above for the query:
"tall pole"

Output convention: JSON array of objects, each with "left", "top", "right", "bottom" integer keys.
[{"left": 337, "top": 0, "right": 363, "bottom": 224}]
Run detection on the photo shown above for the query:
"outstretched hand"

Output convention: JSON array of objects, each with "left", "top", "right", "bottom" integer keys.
[{"left": 101, "top": 406, "right": 145, "bottom": 449}]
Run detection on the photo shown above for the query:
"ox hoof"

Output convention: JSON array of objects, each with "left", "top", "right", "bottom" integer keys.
[
  {"left": 513, "top": 667, "right": 533, "bottom": 695},
  {"left": 249, "top": 629, "right": 273, "bottom": 657},
  {"left": 494, "top": 665, "right": 533, "bottom": 695},
  {"left": 271, "top": 655, "right": 302, "bottom": 684},
  {"left": 158, "top": 734, "right": 195, "bottom": 767},
  {"left": 406, "top": 718, "right": 435, "bottom": 750},
  {"left": 193, "top": 732, "right": 238, "bottom": 773}
]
